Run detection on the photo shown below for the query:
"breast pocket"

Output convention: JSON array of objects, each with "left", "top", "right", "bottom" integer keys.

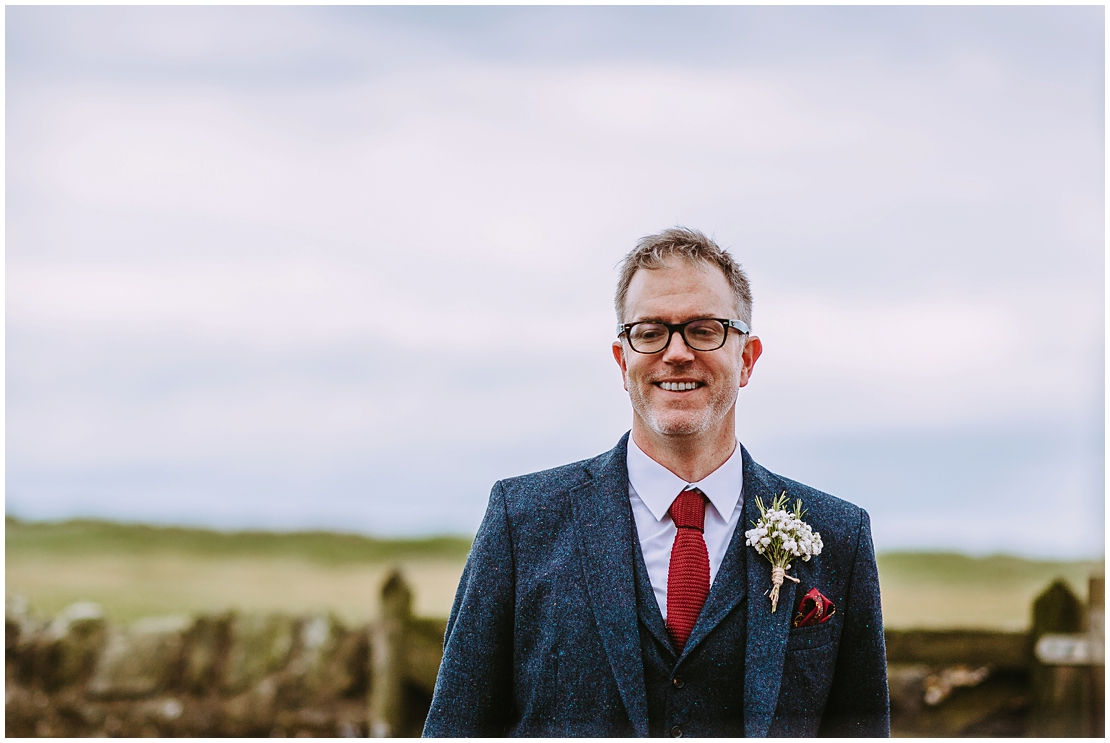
[{"left": 785, "top": 616, "right": 839, "bottom": 651}]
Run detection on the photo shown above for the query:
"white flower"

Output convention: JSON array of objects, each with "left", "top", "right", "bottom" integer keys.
[
  {"left": 747, "top": 493, "right": 826, "bottom": 611},
  {"left": 748, "top": 499, "right": 823, "bottom": 561}
]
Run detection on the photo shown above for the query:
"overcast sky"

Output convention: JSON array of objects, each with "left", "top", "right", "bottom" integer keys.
[{"left": 6, "top": 6, "right": 1104, "bottom": 557}]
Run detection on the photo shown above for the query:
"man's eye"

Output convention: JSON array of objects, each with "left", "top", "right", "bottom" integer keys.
[{"left": 633, "top": 326, "right": 665, "bottom": 340}]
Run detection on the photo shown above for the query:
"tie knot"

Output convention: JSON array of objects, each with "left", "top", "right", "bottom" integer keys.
[{"left": 669, "top": 488, "right": 707, "bottom": 531}]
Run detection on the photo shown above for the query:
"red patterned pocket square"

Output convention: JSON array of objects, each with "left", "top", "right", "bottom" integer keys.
[{"left": 793, "top": 587, "right": 836, "bottom": 628}]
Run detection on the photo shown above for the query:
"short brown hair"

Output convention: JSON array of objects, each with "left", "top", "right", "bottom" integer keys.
[{"left": 614, "top": 227, "right": 752, "bottom": 326}]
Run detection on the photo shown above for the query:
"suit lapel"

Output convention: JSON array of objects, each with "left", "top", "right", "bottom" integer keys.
[
  {"left": 679, "top": 500, "right": 747, "bottom": 658},
  {"left": 569, "top": 433, "right": 650, "bottom": 736},
  {"left": 741, "top": 446, "right": 797, "bottom": 737},
  {"left": 631, "top": 528, "right": 674, "bottom": 654}
]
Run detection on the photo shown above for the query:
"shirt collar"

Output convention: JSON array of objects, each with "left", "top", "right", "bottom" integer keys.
[{"left": 626, "top": 434, "right": 744, "bottom": 523}]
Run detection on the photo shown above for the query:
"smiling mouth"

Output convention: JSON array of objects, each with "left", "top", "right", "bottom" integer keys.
[{"left": 656, "top": 381, "right": 702, "bottom": 392}]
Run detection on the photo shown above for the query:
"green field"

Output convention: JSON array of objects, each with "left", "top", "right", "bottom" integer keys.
[{"left": 5, "top": 517, "right": 1102, "bottom": 630}]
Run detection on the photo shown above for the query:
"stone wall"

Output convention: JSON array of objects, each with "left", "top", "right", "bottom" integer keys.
[
  {"left": 8, "top": 574, "right": 1102, "bottom": 737},
  {"left": 5, "top": 573, "right": 445, "bottom": 738}
]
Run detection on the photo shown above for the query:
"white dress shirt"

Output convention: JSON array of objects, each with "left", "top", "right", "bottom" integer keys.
[{"left": 627, "top": 435, "right": 744, "bottom": 622}]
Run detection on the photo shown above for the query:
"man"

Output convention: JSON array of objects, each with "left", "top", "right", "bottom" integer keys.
[{"left": 424, "top": 228, "right": 889, "bottom": 737}]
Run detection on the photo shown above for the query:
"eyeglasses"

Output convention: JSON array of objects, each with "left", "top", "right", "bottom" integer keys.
[{"left": 616, "top": 318, "right": 750, "bottom": 354}]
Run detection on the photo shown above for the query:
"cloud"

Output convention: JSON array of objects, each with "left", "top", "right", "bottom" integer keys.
[{"left": 6, "top": 7, "right": 1102, "bottom": 555}]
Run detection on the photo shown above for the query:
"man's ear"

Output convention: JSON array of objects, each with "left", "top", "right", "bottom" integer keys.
[
  {"left": 612, "top": 340, "right": 630, "bottom": 392},
  {"left": 738, "top": 335, "right": 762, "bottom": 388}
]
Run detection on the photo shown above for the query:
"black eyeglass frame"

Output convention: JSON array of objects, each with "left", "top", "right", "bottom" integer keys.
[{"left": 615, "top": 318, "right": 751, "bottom": 354}]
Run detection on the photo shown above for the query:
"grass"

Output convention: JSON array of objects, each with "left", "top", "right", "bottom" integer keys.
[
  {"left": 5, "top": 516, "right": 472, "bottom": 563},
  {"left": 875, "top": 552, "right": 1102, "bottom": 631},
  {"left": 5, "top": 517, "right": 1103, "bottom": 630},
  {"left": 876, "top": 551, "right": 1100, "bottom": 587},
  {"left": 5, "top": 516, "right": 473, "bottom": 625}
]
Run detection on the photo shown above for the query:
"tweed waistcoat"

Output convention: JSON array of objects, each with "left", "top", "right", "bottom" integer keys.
[{"left": 633, "top": 529, "right": 747, "bottom": 737}]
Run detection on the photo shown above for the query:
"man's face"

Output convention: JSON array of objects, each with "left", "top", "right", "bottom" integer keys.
[{"left": 612, "top": 257, "right": 761, "bottom": 439}]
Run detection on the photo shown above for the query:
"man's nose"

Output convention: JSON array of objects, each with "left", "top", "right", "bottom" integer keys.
[{"left": 661, "top": 328, "right": 696, "bottom": 362}]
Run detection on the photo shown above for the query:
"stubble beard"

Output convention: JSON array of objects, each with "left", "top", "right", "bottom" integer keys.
[{"left": 628, "top": 371, "right": 739, "bottom": 438}]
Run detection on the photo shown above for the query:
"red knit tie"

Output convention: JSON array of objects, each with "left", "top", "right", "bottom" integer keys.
[{"left": 666, "top": 487, "right": 710, "bottom": 654}]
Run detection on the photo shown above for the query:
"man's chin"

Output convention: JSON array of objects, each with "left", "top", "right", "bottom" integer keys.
[{"left": 643, "top": 413, "right": 714, "bottom": 438}]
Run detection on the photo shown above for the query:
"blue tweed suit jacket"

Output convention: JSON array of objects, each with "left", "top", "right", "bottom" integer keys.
[{"left": 424, "top": 433, "right": 889, "bottom": 737}]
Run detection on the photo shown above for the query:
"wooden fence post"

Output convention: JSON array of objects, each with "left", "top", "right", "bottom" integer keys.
[
  {"left": 368, "top": 570, "right": 412, "bottom": 738},
  {"left": 1029, "top": 579, "right": 1087, "bottom": 737},
  {"left": 1088, "top": 575, "right": 1104, "bottom": 737}
]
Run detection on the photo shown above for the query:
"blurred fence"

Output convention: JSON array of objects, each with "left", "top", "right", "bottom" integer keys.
[
  {"left": 5, "top": 571, "right": 1104, "bottom": 737},
  {"left": 5, "top": 572, "right": 441, "bottom": 737},
  {"left": 887, "top": 575, "right": 1103, "bottom": 736}
]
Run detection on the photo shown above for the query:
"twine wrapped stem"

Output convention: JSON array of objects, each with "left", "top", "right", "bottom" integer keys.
[{"left": 768, "top": 565, "right": 800, "bottom": 613}]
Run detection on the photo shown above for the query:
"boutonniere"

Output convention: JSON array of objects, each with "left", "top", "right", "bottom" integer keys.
[{"left": 745, "top": 493, "right": 824, "bottom": 612}]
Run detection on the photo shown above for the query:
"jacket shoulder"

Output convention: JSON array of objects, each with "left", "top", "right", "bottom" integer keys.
[
  {"left": 746, "top": 458, "right": 867, "bottom": 539},
  {"left": 497, "top": 449, "right": 607, "bottom": 500},
  {"left": 494, "top": 435, "right": 627, "bottom": 521}
]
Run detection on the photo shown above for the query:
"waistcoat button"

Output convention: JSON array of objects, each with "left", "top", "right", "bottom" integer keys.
[
  {"left": 672, "top": 676, "right": 684, "bottom": 688},
  {"left": 670, "top": 725, "right": 683, "bottom": 737}
]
